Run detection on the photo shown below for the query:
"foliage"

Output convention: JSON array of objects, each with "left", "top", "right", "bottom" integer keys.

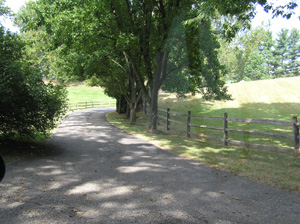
[
  {"left": 244, "top": 50, "right": 268, "bottom": 80},
  {"left": 16, "top": 0, "right": 299, "bottom": 130},
  {"left": 85, "top": 74, "right": 102, "bottom": 87},
  {"left": 220, "top": 25, "right": 300, "bottom": 83},
  {"left": 0, "top": 25, "right": 67, "bottom": 140},
  {"left": 0, "top": 0, "right": 11, "bottom": 17}
]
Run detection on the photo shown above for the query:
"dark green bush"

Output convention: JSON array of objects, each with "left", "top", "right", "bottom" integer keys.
[{"left": 0, "top": 26, "right": 67, "bottom": 140}]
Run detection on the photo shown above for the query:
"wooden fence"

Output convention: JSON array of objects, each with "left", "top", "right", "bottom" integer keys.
[
  {"left": 153, "top": 107, "right": 299, "bottom": 156},
  {"left": 65, "top": 100, "right": 116, "bottom": 111}
]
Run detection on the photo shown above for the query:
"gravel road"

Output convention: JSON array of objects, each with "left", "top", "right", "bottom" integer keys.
[{"left": 1, "top": 108, "right": 300, "bottom": 224}]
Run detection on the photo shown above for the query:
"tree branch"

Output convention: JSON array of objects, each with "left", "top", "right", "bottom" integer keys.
[
  {"left": 108, "top": 56, "right": 127, "bottom": 74},
  {"left": 115, "top": 78, "right": 130, "bottom": 103},
  {"left": 123, "top": 51, "right": 151, "bottom": 102},
  {"left": 158, "top": 51, "right": 169, "bottom": 87}
]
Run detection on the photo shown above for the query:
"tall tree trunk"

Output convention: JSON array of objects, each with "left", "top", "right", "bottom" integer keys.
[
  {"left": 126, "top": 102, "right": 130, "bottom": 119},
  {"left": 148, "top": 51, "right": 169, "bottom": 132},
  {"left": 129, "top": 89, "right": 143, "bottom": 124},
  {"left": 117, "top": 94, "right": 127, "bottom": 114},
  {"left": 148, "top": 87, "right": 159, "bottom": 131},
  {"left": 129, "top": 103, "right": 137, "bottom": 124}
]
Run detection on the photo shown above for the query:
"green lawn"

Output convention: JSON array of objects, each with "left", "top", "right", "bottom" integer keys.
[
  {"left": 106, "top": 77, "right": 300, "bottom": 193},
  {"left": 158, "top": 76, "right": 300, "bottom": 152},
  {"left": 159, "top": 76, "right": 300, "bottom": 121},
  {"left": 66, "top": 83, "right": 115, "bottom": 102},
  {"left": 66, "top": 83, "right": 116, "bottom": 110}
]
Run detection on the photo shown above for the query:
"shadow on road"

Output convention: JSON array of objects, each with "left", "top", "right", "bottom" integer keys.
[{"left": 1, "top": 109, "right": 300, "bottom": 223}]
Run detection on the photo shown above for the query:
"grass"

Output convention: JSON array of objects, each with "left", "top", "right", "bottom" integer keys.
[
  {"left": 66, "top": 83, "right": 115, "bottom": 102},
  {"left": 106, "top": 77, "right": 300, "bottom": 193},
  {"left": 107, "top": 111, "right": 300, "bottom": 193},
  {"left": 158, "top": 76, "right": 300, "bottom": 151}
]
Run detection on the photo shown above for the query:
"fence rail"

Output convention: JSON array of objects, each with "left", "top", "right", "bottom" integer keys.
[
  {"left": 65, "top": 100, "right": 116, "bottom": 111},
  {"left": 149, "top": 106, "right": 300, "bottom": 156}
]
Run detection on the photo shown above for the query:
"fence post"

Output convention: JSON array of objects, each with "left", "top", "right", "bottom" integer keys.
[
  {"left": 167, "top": 108, "right": 170, "bottom": 130},
  {"left": 293, "top": 116, "right": 299, "bottom": 157},
  {"left": 224, "top": 113, "right": 228, "bottom": 146},
  {"left": 187, "top": 111, "right": 191, "bottom": 138},
  {"left": 85, "top": 101, "right": 87, "bottom": 109},
  {"left": 92, "top": 101, "right": 94, "bottom": 108},
  {"left": 76, "top": 102, "right": 78, "bottom": 110}
]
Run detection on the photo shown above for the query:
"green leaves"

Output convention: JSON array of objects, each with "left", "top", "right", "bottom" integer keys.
[
  {"left": 0, "top": 26, "right": 67, "bottom": 140},
  {"left": 15, "top": 0, "right": 299, "bottom": 130}
]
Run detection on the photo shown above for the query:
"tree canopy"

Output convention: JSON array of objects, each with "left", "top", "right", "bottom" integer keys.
[{"left": 16, "top": 0, "right": 299, "bottom": 130}]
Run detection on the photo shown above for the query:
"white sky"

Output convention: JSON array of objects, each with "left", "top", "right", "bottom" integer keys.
[
  {"left": 2, "top": 0, "right": 300, "bottom": 36},
  {"left": 252, "top": 0, "right": 300, "bottom": 35},
  {"left": 1, "top": 0, "right": 30, "bottom": 33}
]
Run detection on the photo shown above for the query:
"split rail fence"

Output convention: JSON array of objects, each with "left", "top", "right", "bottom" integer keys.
[
  {"left": 150, "top": 107, "right": 300, "bottom": 156},
  {"left": 65, "top": 100, "right": 116, "bottom": 111}
]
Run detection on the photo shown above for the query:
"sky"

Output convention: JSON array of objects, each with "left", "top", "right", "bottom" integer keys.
[
  {"left": 251, "top": 0, "right": 300, "bottom": 35},
  {"left": 1, "top": 0, "right": 300, "bottom": 36}
]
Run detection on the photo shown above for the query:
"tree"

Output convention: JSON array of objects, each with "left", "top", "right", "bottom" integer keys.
[
  {"left": 287, "top": 28, "right": 300, "bottom": 76},
  {"left": 218, "top": 25, "right": 270, "bottom": 82},
  {"left": 16, "top": 0, "right": 299, "bottom": 131},
  {"left": 272, "top": 28, "right": 290, "bottom": 77},
  {"left": 0, "top": 0, "right": 10, "bottom": 17},
  {"left": 259, "top": 29, "right": 274, "bottom": 77},
  {"left": 0, "top": 1, "right": 67, "bottom": 140},
  {"left": 244, "top": 50, "right": 268, "bottom": 80},
  {"left": 17, "top": 0, "right": 146, "bottom": 124}
]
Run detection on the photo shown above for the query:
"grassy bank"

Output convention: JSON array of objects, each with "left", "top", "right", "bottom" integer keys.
[
  {"left": 106, "top": 77, "right": 300, "bottom": 193},
  {"left": 158, "top": 77, "right": 300, "bottom": 152},
  {"left": 66, "top": 83, "right": 115, "bottom": 102}
]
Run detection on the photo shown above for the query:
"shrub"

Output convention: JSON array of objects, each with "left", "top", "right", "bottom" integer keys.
[{"left": 0, "top": 26, "right": 67, "bottom": 140}]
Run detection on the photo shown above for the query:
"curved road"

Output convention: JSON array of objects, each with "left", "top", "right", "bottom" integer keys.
[{"left": 0, "top": 109, "right": 300, "bottom": 223}]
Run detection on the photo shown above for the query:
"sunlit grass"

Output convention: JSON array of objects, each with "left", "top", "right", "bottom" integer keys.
[
  {"left": 107, "top": 111, "right": 300, "bottom": 193},
  {"left": 158, "top": 77, "right": 300, "bottom": 152},
  {"left": 107, "top": 77, "right": 300, "bottom": 193},
  {"left": 66, "top": 83, "right": 114, "bottom": 102}
]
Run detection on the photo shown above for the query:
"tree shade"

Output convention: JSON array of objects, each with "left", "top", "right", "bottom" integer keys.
[{"left": 16, "top": 0, "right": 298, "bottom": 130}]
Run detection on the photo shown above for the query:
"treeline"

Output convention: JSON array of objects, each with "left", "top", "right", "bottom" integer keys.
[
  {"left": 220, "top": 25, "right": 300, "bottom": 83},
  {"left": 8, "top": 0, "right": 298, "bottom": 134}
]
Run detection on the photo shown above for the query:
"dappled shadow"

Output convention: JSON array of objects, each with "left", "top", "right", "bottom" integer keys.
[{"left": 1, "top": 109, "right": 300, "bottom": 223}]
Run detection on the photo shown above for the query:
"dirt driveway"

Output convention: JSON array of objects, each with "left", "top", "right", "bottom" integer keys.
[{"left": 0, "top": 109, "right": 300, "bottom": 223}]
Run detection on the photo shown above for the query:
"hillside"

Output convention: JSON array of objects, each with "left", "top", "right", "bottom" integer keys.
[
  {"left": 159, "top": 76, "right": 300, "bottom": 121},
  {"left": 227, "top": 76, "right": 300, "bottom": 104}
]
